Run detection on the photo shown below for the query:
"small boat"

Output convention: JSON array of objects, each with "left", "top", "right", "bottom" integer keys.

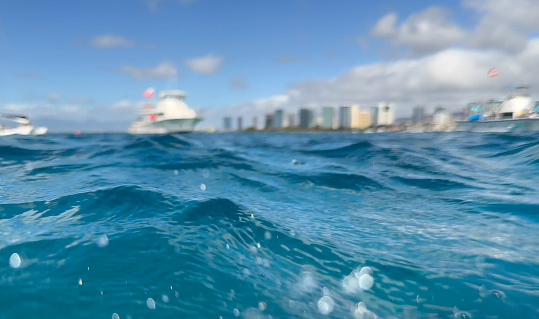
[
  {"left": 128, "top": 90, "right": 202, "bottom": 134},
  {"left": 0, "top": 114, "right": 48, "bottom": 136},
  {"left": 454, "top": 86, "right": 539, "bottom": 132}
]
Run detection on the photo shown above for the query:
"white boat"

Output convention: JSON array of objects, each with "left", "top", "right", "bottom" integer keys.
[
  {"left": 455, "top": 86, "right": 539, "bottom": 132},
  {"left": 0, "top": 114, "right": 48, "bottom": 136},
  {"left": 128, "top": 90, "right": 202, "bottom": 134}
]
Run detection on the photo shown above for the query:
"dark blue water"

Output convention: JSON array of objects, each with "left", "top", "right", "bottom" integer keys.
[{"left": 1, "top": 132, "right": 538, "bottom": 319}]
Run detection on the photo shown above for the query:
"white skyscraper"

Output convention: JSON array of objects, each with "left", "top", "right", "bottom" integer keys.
[{"left": 377, "top": 102, "right": 395, "bottom": 126}]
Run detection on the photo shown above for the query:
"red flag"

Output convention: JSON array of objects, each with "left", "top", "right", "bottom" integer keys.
[
  {"left": 487, "top": 68, "right": 498, "bottom": 77},
  {"left": 143, "top": 88, "right": 155, "bottom": 98}
]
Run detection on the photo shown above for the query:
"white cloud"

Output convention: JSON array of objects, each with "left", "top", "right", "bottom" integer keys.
[
  {"left": 464, "top": 0, "right": 539, "bottom": 29},
  {"left": 89, "top": 34, "right": 134, "bottom": 48},
  {"left": 184, "top": 54, "right": 223, "bottom": 74},
  {"left": 463, "top": 0, "right": 539, "bottom": 53},
  {"left": 210, "top": 38, "right": 539, "bottom": 127},
  {"left": 371, "top": 7, "right": 466, "bottom": 56},
  {"left": 117, "top": 61, "right": 178, "bottom": 80},
  {"left": 371, "top": 1, "right": 539, "bottom": 55}
]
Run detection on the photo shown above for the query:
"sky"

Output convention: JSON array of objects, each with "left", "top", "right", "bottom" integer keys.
[{"left": 0, "top": 0, "right": 538, "bottom": 131}]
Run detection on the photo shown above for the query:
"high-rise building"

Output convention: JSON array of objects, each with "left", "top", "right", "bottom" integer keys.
[
  {"left": 264, "top": 114, "right": 274, "bottom": 129},
  {"left": 223, "top": 117, "right": 232, "bottom": 131},
  {"left": 377, "top": 102, "right": 395, "bottom": 126},
  {"left": 433, "top": 106, "right": 445, "bottom": 115},
  {"left": 370, "top": 107, "right": 379, "bottom": 126},
  {"left": 433, "top": 107, "right": 452, "bottom": 129},
  {"left": 288, "top": 114, "right": 296, "bottom": 127},
  {"left": 350, "top": 105, "right": 361, "bottom": 129},
  {"left": 338, "top": 106, "right": 351, "bottom": 129},
  {"left": 357, "top": 111, "right": 371, "bottom": 129},
  {"left": 412, "top": 106, "right": 425, "bottom": 124},
  {"left": 237, "top": 117, "right": 243, "bottom": 131},
  {"left": 274, "top": 110, "right": 284, "bottom": 129},
  {"left": 299, "top": 108, "right": 315, "bottom": 128},
  {"left": 321, "top": 107, "right": 334, "bottom": 129}
]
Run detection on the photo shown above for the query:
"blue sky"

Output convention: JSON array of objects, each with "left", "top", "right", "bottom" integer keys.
[{"left": 1, "top": 0, "right": 538, "bottom": 131}]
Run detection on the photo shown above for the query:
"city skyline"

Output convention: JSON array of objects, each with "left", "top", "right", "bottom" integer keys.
[
  {"left": 219, "top": 102, "right": 466, "bottom": 132},
  {"left": 1, "top": 1, "right": 539, "bottom": 131}
]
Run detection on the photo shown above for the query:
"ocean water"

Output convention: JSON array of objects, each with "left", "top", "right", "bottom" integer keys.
[{"left": 0, "top": 132, "right": 538, "bottom": 319}]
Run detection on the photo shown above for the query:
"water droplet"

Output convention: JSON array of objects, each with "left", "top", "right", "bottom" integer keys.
[
  {"left": 291, "top": 159, "right": 298, "bottom": 165},
  {"left": 233, "top": 308, "right": 240, "bottom": 317},
  {"left": 356, "top": 266, "right": 373, "bottom": 278},
  {"left": 200, "top": 184, "right": 207, "bottom": 191},
  {"left": 317, "top": 296, "right": 335, "bottom": 314},
  {"left": 146, "top": 297, "right": 156, "bottom": 309},
  {"left": 97, "top": 234, "right": 109, "bottom": 247},
  {"left": 162, "top": 294, "right": 169, "bottom": 303},
  {"left": 357, "top": 302, "right": 367, "bottom": 311},
  {"left": 112, "top": 313, "right": 120, "bottom": 319},
  {"left": 490, "top": 289, "right": 505, "bottom": 298},
  {"left": 250, "top": 214, "right": 255, "bottom": 219},
  {"left": 358, "top": 274, "right": 374, "bottom": 290},
  {"left": 174, "top": 169, "right": 179, "bottom": 175},
  {"left": 256, "top": 243, "right": 261, "bottom": 249},
  {"left": 78, "top": 278, "right": 83, "bottom": 285},
  {"left": 353, "top": 302, "right": 378, "bottom": 319},
  {"left": 258, "top": 301, "right": 267, "bottom": 311},
  {"left": 343, "top": 275, "right": 359, "bottom": 294},
  {"left": 264, "top": 231, "right": 272, "bottom": 240},
  {"left": 454, "top": 311, "right": 472, "bottom": 319},
  {"left": 9, "top": 253, "right": 21, "bottom": 268},
  {"left": 298, "top": 271, "right": 317, "bottom": 293},
  {"left": 100, "top": 291, "right": 104, "bottom": 295},
  {"left": 87, "top": 267, "right": 90, "bottom": 271}
]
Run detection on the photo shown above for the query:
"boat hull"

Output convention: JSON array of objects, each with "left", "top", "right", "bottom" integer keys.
[
  {"left": 454, "top": 118, "right": 539, "bottom": 133},
  {"left": 128, "top": 118, "right": 201, "bottom": 134},
  {"left": 0, "top": 125, "right": 47, "bottom": 136}
]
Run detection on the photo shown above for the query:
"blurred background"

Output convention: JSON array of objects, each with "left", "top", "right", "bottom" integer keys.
[{"left": 0, "top": 0, "right": 538, "bottom": 132}]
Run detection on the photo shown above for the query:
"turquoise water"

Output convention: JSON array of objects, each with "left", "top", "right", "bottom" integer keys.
[{"left": 0, "top": 132, "right": 538, "bottom": 318}]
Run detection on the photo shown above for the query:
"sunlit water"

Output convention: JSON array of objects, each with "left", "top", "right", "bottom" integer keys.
[{"left": 0, "top": 132, "right": 538, "bottom": 318}]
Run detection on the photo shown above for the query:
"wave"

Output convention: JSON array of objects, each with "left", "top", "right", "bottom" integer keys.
[{"left": 1, "top": 132, "right": 538, "bottom": 318}]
